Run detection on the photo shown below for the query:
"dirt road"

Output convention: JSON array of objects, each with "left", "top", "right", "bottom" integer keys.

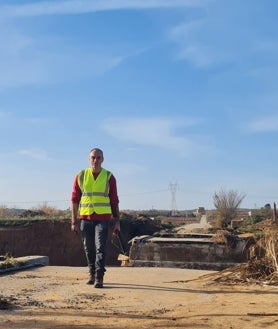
[{"left": 0, "top": 266, "right": 277, "bottom": 328}]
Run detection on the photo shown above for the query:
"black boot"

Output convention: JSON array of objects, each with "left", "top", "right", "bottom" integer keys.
[
  {"left": 87, "top": 269, "right": 95, "bottom": 285},
  {"left": 94, "top": 272, "right": 103, "bottom": 288}
]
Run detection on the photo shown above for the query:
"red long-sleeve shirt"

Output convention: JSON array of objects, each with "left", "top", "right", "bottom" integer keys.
[{"left": 71, "top": 170, "right": 120, "bottom": 221}]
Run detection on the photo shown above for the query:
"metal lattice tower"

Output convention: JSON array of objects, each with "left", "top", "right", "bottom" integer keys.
[{"left": 169, "top": 182, "right": 178, "bottom": 216}]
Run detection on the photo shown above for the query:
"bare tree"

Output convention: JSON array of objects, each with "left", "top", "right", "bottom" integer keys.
[{"left": 213, "top": 188, "right": 245, "bottom": 228}]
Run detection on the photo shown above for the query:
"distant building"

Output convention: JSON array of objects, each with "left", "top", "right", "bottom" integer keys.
[{"left": 196, "top": 207, "right": 206, "bottom": 215}]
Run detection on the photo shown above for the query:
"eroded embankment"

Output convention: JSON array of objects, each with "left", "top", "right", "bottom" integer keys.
[{"left": 0, "top": 219, "right": 160, "bottom": 266}]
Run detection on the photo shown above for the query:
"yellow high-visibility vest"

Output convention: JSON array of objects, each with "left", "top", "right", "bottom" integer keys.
[{"left": 78, "top": 168, "right": 112, "bottom": 215}]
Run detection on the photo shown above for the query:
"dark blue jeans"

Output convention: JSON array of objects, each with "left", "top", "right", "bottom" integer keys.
[{"left": 80, "top": 220, "right": 109, "bottom": 277}]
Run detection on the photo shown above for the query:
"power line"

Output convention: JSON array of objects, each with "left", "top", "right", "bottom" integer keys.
[
  {"left": 1, "top": 200, "right": 70, "bottom": 205},
  {"left": 119, "top": 189, "right": 168, "bottom": 197}
]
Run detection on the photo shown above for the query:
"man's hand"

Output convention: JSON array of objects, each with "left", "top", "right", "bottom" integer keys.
[
  {"left": 71, "top": 222, "right": 78, "bottom": 234},
  {"left": 112, "top": 219, "right": 120, "bottom": 235},
  {"left": 71, "top": 203, "right": 79, "bottom": 234}
]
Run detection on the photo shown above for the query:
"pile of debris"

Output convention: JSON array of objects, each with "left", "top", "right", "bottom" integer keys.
[{"left": 208, "top": 220, "right": 278, "bottom": 286}]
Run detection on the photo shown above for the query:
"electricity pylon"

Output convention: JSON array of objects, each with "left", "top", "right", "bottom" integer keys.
[{"left": 169, "top": 182, "right": 178, "bottom": 216}]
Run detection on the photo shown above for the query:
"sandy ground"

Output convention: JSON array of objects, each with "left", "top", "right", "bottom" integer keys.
[{"left": 0, "top": 266, "right": 278, "bottom": 329}]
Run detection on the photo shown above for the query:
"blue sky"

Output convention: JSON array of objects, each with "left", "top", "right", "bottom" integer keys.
[{"left": 0, "top": 0, "right": 278, "bottom": 211}]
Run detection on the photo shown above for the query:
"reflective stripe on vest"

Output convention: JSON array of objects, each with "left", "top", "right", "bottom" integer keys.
[{"left": 78, "top": 168, "right": 112, "bottom": 215}]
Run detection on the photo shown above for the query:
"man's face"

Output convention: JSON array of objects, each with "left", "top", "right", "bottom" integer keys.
[{"left": 89, "top": 150, "right": 103, "bottom": 172}]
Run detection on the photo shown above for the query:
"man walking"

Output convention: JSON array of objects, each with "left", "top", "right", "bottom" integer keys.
[{"left": 71, "top": 148, "right": 120, "bottom": 288}]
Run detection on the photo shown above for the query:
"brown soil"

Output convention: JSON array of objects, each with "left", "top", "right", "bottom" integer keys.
[{"left": 0, "top": 266, "right": 278, "bottom": 329}]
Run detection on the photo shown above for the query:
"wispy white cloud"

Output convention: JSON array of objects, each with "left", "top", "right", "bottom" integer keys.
[
  {"left": 17, "top": 148, "right": 51, "bottom": 161},
  {"left": 101, "top": 116, "right": 213, "bottom": 157},
  {"left": 0, "top": 0, "right": 212, "bottom": 88},
  {"left": 0, "top": 0, "right": 211, "bottom": 17},
  {"left": 113, "top": 162, "right": 147, "bottom": 177},
  {"left": 168, "top": 5, "right": 276, "bottom": 70},
  {"left": 247, "top": 114, "right": 278, "bottom": 133},
  {"left": 0, "top": 22, "right": 125, "bottom": 88},
  {"left": 0, "top": 111, "right": 56, "bottom": 130},
  {"left": 0, "top": 111, "right": 11, "bottom": 119},
  {"left": 169, "top": 19, "right": 235, "bottom": 68}
]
